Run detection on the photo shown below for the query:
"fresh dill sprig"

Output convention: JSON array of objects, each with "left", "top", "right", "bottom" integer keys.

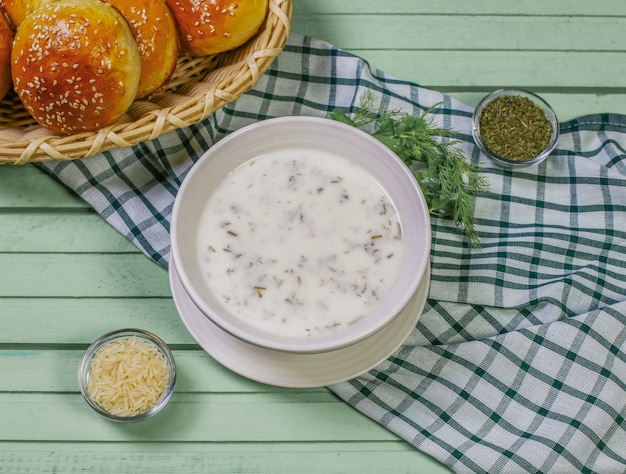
[{"left": 328, "top": 91, "right": 488, "bottom": 248}]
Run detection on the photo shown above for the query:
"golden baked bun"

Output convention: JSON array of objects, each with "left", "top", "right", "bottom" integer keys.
[
  {"left": 166, "top": 0, "right": 268, "bottom": 57},
  {"left": 0, "top": 0, "right": 57, "bottom": 28},
  {"left": 104, "top": 0, "right": 179, "bottom": 99},
  {"left": 0, "top": 9, "right": 12, "bottom": 101},
  {"left": 11, "top": 0, "right": 141, "bottom": 134}
]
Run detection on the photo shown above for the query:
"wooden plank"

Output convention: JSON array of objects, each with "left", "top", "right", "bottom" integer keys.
[
  {"left": 0, "top": 392, "right": 398, "bottom": 442},
  {"left": 0, "top": 213, "right": 134, "bottom": 252},
  {"left": 0, "top": 298, "right": 187, "bottom": 344},
  {"left": 0, "top": 164, "right": 86, "bottom": 208},
  {"left": 294, "top": 0, "right": 626, "bottom": 16},
  {"left": 291, "top": 16, "right": 625, "bottom": 51},
  {"left": 0, "top": 254, "right": 169, "bottom": 298},
  {"left": 441, "top": 92, "right": 626, "bottom": 123},
  {"left": 0, "top": 349, "right": 295, "bottom": 393},
  {"left": 339, "top": 91, "right": 626, "bottom": 124},
  {"left": 312, "top": 51, "right": 626, "bottom": 90},
  {"left": 0, "top": 442, "right": 451, "bottom": 474}
]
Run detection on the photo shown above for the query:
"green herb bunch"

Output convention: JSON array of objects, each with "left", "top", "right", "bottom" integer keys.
[{"left": 329, "top": 92, "right": 488, "bottom": 248}]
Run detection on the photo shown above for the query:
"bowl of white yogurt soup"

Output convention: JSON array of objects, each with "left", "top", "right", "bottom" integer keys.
[{"left": 170, "top": 116, "right": 431, "bottom": 354}]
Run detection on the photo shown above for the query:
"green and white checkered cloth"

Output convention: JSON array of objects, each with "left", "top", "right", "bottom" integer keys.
[{"left": 39, "top": 34, "right": 625, "bottom": 473}]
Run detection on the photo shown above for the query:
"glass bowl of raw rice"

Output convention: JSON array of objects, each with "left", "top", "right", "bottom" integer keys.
[{"left": 78, "top": 328, "right": 176, "bottom": 422}]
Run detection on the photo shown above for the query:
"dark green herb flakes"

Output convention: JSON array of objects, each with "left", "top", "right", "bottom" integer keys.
[{"left": 479, "top": 96, "right": 552, "bottom": 161}]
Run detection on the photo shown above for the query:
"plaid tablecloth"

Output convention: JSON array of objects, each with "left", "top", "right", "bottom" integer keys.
[{"left": 39, "top": 34, "right": 625, "bottom": 473}]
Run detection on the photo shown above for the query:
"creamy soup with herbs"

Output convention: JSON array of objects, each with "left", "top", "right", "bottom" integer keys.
[{"left": 196, "top": 148, "right": 405, "bottom": 339}]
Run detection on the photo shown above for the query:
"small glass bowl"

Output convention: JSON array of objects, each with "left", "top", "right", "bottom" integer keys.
[
  {"left": 472, "top": 88, "right": 559, "bottom": 169},
  {"left": 78, "top": 328, "right": 176, "bottom": 422}
]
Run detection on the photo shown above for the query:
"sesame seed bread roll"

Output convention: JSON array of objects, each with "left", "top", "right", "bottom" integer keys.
[
  {"left": 11, "top": 0, "right": 141, "bottom": 134},
  {"left": 0, "top": 10, "right": 12, "bottom": 101},
  {"left": 0, "top": 0, "right": 57, "bottom": 28},
  {"left": 166, "top": 0, "right": 268, "bottom": 57},
  {"left": 104, "top": 0, "right": 179, "bottom": 99}
]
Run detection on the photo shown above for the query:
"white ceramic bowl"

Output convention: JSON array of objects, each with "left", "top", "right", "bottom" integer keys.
[{"left": 170, "top": 116, "right": 431, "bottom": 353}]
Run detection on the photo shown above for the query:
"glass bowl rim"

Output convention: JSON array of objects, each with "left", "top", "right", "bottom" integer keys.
[
  {"left": 472, "top": 88, "right": 560, "bottom": 168},
  {"left": 78, "top": 328, "right": 176, "bottom": 422}
]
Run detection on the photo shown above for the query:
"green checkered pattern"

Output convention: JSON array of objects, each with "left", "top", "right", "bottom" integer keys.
[{"left": 39, "top": 34, "right": 625, "bottom": 473}]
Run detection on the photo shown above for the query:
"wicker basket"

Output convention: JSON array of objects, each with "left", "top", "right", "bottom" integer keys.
[{"left": 0, "top": 0, "right": 292, "bottom": 165}]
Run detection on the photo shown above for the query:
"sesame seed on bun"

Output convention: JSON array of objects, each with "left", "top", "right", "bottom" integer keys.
[
  {"left": 103, "top": 0, "right": 179, "bottom": 99},
  {"left": 0, "top": 9, "right": 12, "bottom": 101},
  {"left": 166, "top": 0, "right": 268, "bottom": 57},
  {"left": 11, "top": 0, "right": 141, "bottom": 134},
  {"left": 0, "top": 0, "right": 57, "bottom": 28}
]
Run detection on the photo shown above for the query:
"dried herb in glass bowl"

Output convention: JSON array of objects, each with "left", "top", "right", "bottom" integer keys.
[{"left": 472, "top": 89, "right": 559, "bottom": 169}]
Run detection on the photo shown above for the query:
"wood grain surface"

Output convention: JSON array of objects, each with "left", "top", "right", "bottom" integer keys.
[{"left": 2, "top": 1, "right": 624, "bottom": 472}]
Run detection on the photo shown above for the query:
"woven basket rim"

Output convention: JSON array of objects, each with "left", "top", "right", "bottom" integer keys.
[{"left": 0, "top": 0, "right": 292, "bottom": 165}]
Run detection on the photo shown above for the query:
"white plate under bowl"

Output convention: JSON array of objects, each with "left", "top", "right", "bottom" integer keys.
[{"left": 169, "top": 254, "right": 430, "bottom": 388}]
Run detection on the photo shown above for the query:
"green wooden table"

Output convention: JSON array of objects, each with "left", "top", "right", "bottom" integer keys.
[{"left": 1, "top": 1, "right": 624, "bottom": 472}]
